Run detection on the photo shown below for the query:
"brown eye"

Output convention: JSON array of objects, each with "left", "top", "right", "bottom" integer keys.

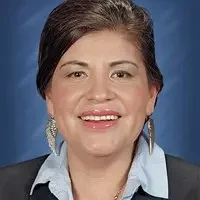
[
  {"left": 112, "top": 71, "right": 132, "bottom": 79},
  {"left": 116, "top": 72, "right": 125, "bottom": 78},
  {"left": 67, "top": 71, "right": 87, "bottom": 78},
  {"left": 73, "top": 72, "right": 83, "bottom": 77}
]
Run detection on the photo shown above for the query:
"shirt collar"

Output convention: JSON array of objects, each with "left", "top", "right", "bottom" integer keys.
[
  {"left": 30, "top": 134, "right": 168, "bottom": 198},
  {"left": 30, "top": 141, "right": 70, "bottom": 195},
  {"left": 123, "top": 134, "right": 168, "bottom": 198}
]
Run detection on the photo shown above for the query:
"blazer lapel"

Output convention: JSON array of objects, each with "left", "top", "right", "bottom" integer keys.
[
  {"left": 30, "top": 184, "right": 167, "bottom": 200},
  {"left": 132, "top": 186, "right": 168, "bottom": 200},
  {"left": 29, "top": 182, "right": 57, "bottom": 200},
  {"left": 133, "top": 195, "right": 168, "bottom": 200}
]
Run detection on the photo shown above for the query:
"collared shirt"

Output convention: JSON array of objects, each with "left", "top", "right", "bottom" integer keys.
[{"left": 30, "top": 134, "right": 169, "bottom": 200}]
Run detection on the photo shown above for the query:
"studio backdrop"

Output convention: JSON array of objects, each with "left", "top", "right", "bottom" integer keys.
[{"left": 0, "top": 0, "right": 200, "bottom": 166}]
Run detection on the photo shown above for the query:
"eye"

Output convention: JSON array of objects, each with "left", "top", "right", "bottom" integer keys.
[
  {"left": 111, "top": 70, "right": 133, "bottom": 79},
  {"left": 67, "top": 71, "right": 87, "bottom": 79}
]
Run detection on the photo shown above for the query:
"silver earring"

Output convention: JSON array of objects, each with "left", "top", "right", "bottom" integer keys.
[
  {"left": 147, "top": 116, "right": 155, "bottom": 155},
  {"left": 46, "top": 117, "right": 59, "bottom": 155}
]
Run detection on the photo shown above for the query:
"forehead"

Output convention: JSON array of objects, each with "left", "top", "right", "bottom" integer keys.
[{"left": 59, "top": 31, "right": 143, "bottom": 65}]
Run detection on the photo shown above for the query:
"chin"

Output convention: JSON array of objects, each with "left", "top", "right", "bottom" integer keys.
[{"left": 82, "top": 142, "right": 120, "bottom": 157}]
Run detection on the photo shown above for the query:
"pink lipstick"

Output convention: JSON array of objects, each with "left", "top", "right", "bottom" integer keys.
[{"left": 79, "top": 110, "right": 121, "bottom": 130}]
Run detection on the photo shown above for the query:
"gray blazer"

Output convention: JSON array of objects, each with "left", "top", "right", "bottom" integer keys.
[{"left": 0, "top": 154, "right": 199, "bottom": 200}]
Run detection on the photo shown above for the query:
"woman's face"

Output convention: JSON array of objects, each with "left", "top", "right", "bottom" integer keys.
[{"left": 45, "top": 31, "right": 158, "bottom": 156}]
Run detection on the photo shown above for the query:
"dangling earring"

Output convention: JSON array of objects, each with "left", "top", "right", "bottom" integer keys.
[
  {"left": 147, "top": 116, "right": 155, "bottom": 155},
  {"left": 45, "top": 117, "right": 59, "bottom": 155}
]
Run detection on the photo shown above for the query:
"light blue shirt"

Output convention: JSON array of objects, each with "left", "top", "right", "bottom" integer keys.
[{"left": 30, "top": 134, "right": 169, "bottom": 199}]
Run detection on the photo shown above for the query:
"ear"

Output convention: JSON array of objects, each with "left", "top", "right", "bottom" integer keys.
[
  {"left": 146, "top": 83, "right": 159, "bottom": 116},
  {"left": 45, "top": 88, "right": 54, "bottom": 117}
]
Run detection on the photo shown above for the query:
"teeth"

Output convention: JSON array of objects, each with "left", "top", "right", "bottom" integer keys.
[{"left": 80, "top": 115, "right": 119, "bottom": 121}]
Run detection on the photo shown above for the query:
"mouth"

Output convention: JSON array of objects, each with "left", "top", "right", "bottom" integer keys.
[
  {"left": 78, "top": 111, "right": 122, "bottom": 130},
  {"left": 78, "top": 115, "right": 121, "bottom": 121}
]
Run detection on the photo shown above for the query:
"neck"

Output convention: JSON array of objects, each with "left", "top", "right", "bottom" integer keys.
[{"left": 67, "top": 143, "right": 136, "bottom": 200}]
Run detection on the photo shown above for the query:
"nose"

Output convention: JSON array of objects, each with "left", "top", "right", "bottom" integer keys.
[{"left": 86, "top": 76, "right": 115, "bottom": 103}]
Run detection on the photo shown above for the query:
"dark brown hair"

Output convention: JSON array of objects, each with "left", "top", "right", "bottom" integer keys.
[{"left": 36, "top": 0, "right": 164, "bottom": 101}]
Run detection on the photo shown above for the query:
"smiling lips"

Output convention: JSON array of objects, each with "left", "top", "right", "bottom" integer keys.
[{"left": 79, "top": 110, "right": 121, "bottom": 130}]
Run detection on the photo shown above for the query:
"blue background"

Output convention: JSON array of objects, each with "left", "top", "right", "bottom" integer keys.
[{"left": 1, "top": 0, "right": 200, "bottom": 166}]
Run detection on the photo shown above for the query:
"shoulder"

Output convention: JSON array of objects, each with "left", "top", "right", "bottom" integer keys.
[
  {"left": 0, "top": 155, "right": 48, "bottom": 200},
  {"left": 0, "top": 154, "right": 48, "bottom": 173},
  {"left": 165, "top": 154, "right": 200, "bottom": 179},
  {"left": 166, "top": 153, "right": 200, "bottom": 172},
  {"left": 165, "top": 154, "right": 200, "bottom": 199}
]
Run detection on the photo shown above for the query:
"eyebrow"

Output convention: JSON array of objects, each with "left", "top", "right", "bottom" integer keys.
[
  {"left": 110, "top": 60, "right": 138, "bottom": 68},
  {"left": 59, "top": 60, "right": 138, "bottom": 69},
  {"left": 60, "top": 60, "right": 89, "bottom": 69}
]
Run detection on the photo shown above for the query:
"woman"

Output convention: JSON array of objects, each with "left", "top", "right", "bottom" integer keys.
[{"left": 0, "top": 0, "right": 199, "bottom": 199}]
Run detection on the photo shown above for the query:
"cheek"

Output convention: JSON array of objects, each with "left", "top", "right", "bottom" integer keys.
[
  {"left": 121, "top": 83, "right": 149, "bottom": 114},
  {"left": 51, "top": 81, "right": 81, "bottom": 112},
  {"left": 124, "top": 86, "right": 149, "bottom": 133},
  {"left": 50, "top": 84, "right": 80, "bottom": 138}
]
